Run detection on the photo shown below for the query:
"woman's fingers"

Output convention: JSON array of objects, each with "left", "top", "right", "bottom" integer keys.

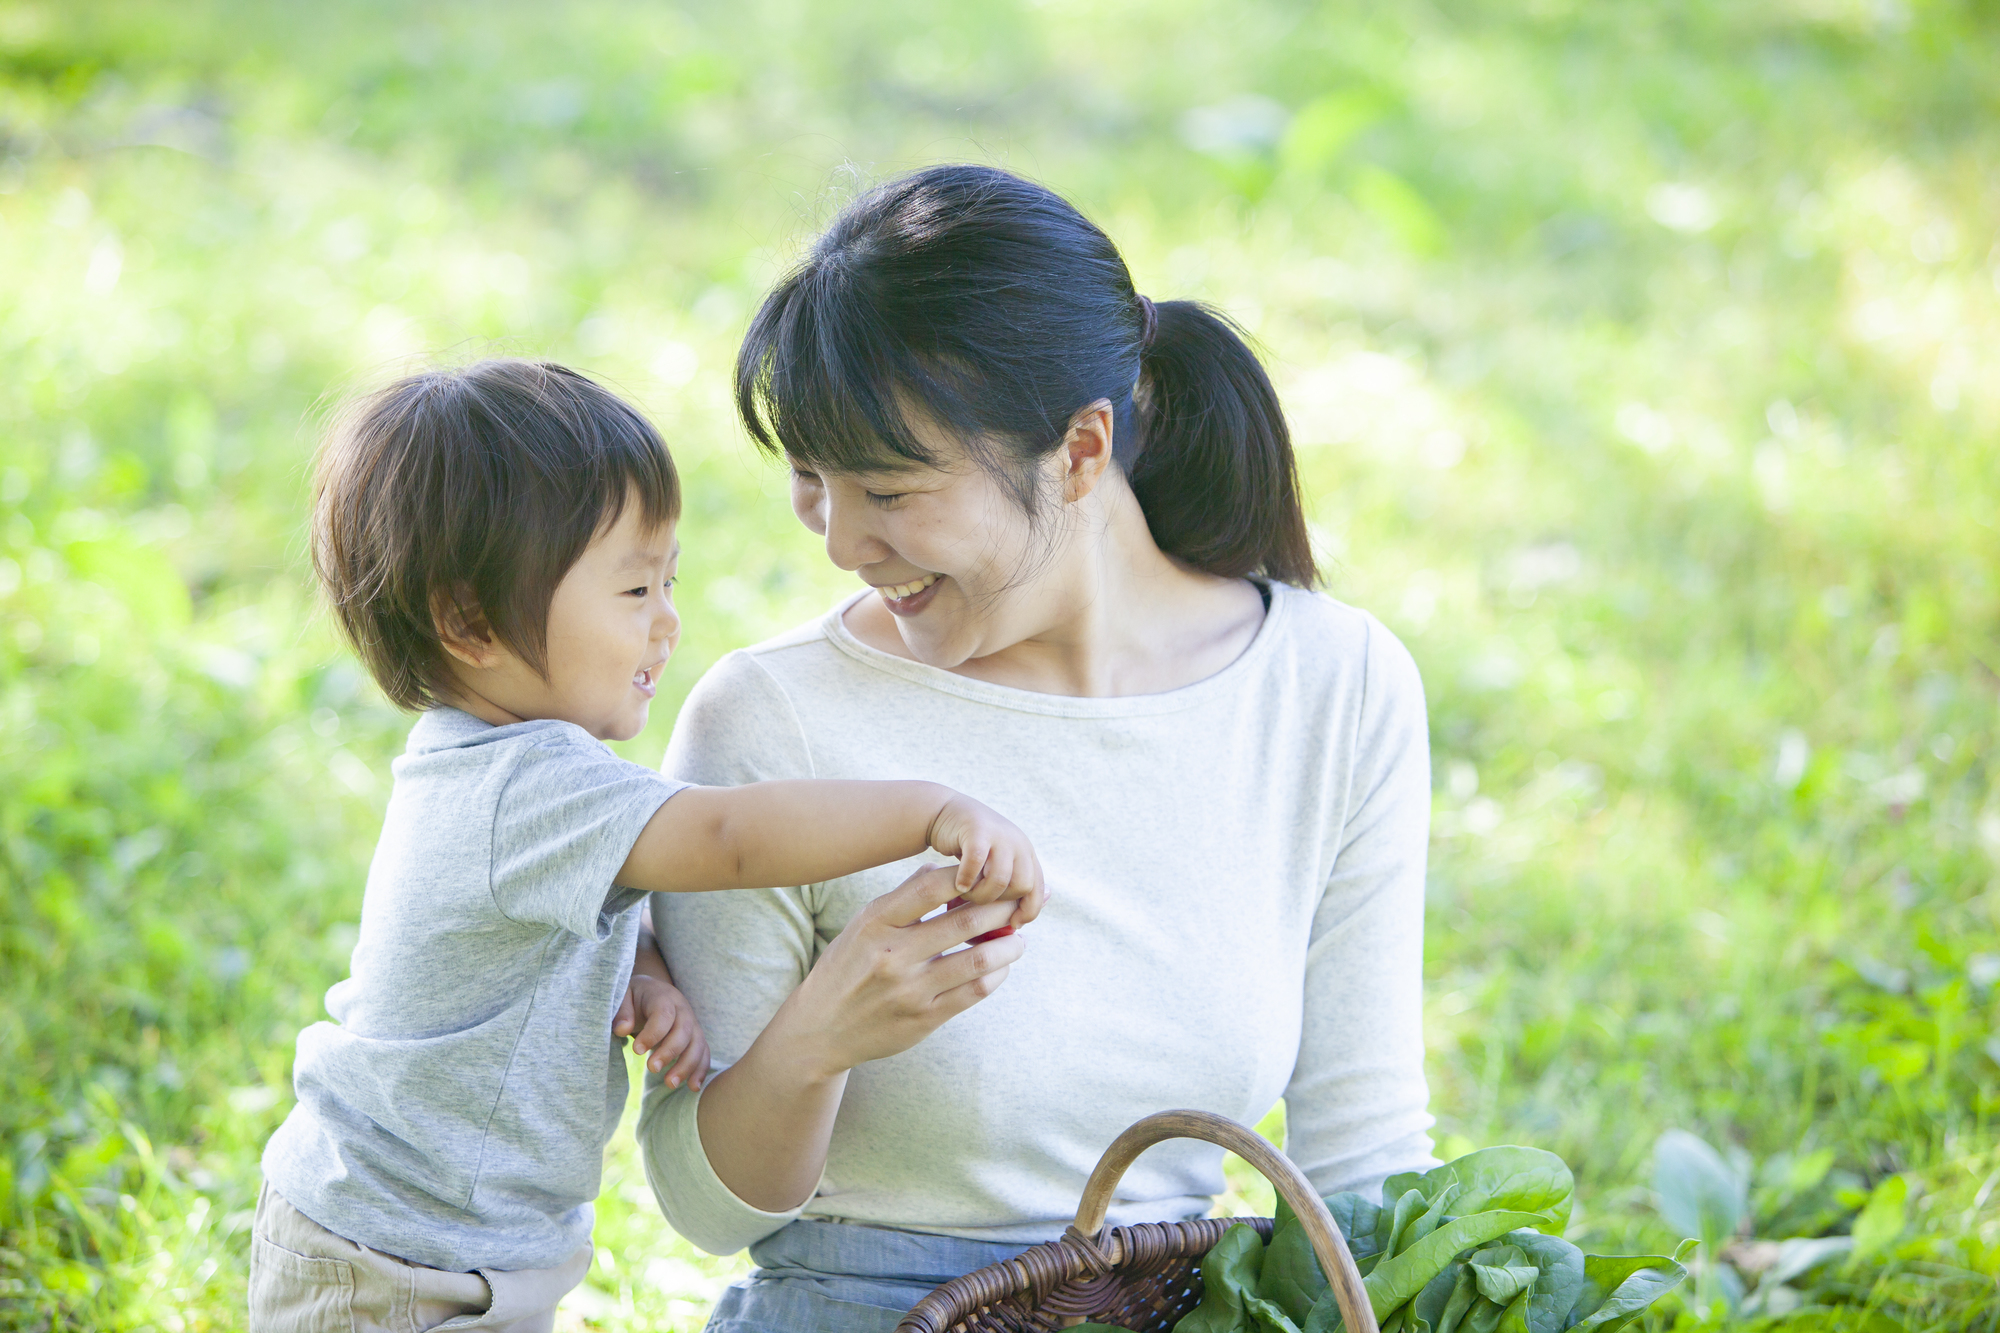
[
  {"left": 932, "top": 960, "right": 1015, "bottom": 1017},
  {"left": 904, "top": 898, "right": 1019, "bottom": 955},
  {"left": 928, "top": 930, "right": 1025, "bottom": 991},
  {"left": 870, "top": 862, "right": 966, "bottom": 928}
]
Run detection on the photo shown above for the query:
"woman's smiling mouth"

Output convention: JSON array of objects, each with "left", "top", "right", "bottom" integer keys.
[{"left": 876, "top": 572, "right": 944, "bottom": 616}]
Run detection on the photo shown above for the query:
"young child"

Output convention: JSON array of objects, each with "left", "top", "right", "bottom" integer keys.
[{"left": 252, "top": 359, "right": 1043, "bottom": 1332}]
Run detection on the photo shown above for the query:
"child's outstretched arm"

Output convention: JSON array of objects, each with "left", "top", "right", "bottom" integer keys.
[
  {"left": 613, "top": 924, "right": 709, "bottom": 1089},
  {"left": 615, "top": 781, "right": 1044, "bottom": 919}
]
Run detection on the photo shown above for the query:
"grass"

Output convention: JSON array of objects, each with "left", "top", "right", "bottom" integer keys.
[{"left": 2, "top": 0, "right": 1997, "bottom": 1328}]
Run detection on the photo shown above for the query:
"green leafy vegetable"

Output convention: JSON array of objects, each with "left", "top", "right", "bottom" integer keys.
[
  {"left": 1567, "top": 1252, "right": 1691, "bottom": 1331},
  {"left": 1261, "top": 1197, "right": 1331, "bottom": 1325},
  {"left": 1198, "top": 1148, "right": 1685, "bottom": 1333}
]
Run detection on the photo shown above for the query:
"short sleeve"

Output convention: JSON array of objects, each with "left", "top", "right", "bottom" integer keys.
[{"left": 490, "top": 734, "right": 687, "bottom": 939}]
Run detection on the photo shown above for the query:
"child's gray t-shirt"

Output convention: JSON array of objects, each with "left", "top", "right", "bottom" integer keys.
[{"left": 262, "top": 707, "right": 687, "bottom": 1273}]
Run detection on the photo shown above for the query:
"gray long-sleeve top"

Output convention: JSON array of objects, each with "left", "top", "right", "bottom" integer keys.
[{"left": 640, "top": 583, "right": 1437, "bottom": 1255}]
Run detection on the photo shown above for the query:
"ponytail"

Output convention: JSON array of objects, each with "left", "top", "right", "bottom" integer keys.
[
  {"left": 1129, "top": 300, "right": 1317, "bottom": 587},
  {"left": 737, "top": 163, "right": 1318, "bottom": 588}
]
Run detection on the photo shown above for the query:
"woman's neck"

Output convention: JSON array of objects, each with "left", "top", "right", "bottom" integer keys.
[{"left": 846, "top": 482, "right": 1267, "bottom": 698}]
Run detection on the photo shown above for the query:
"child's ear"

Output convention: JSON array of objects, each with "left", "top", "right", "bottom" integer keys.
[{"left": 433, "top": 585, "right": 499, "bottom": 669}]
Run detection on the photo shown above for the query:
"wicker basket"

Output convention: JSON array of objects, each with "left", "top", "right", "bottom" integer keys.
[{"left": 894, "top": 1110, "right": 1377, "bottom": 1333}]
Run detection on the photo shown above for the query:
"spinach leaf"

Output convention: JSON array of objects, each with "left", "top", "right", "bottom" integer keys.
[
  {"left": 1567, "top": 1252, "right": 1690, "bottom": 1331},
  {"left": 1178, "top": 1223, "right": 1266, "bottom": 1333},
  {"left": 1363, "top": 1211, "right": 1551, "bottom": 1316},
  {"left": 1503, "top": 1229, "right": 1586, "bottom": 1333},
  {"left": 1326, "top": 1193, "right": 1386, "bottom": 1274},
  {"left": 1466, "top": 1244, "right": 1539, "bottom": 1304},
  {"left": 1260, "top": 1197, "right": 1329, "bottom": 1325},
  {"left": 1407, "top": 1258, "right": 1464, "bottom": 1332},
  {"left": 1302, "top": 1211, "right": 1549, "bottom": 1329},
  {"left": 1178, "top": 1222, "right": 1305, "bottom": 1333},
  {"left": 1378, "top": 1186, "right": 1429, "bottom": 1257},
  {"left": 1393, "top": 1149, "right": 1575, "bottom": 1236}
]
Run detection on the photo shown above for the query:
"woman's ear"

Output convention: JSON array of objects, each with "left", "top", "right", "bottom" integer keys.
[
  {"left": 433, "top": 585, "right": 499, "bottom": 669},
  {"left": 1060, "top": 400, "right": 1116, "bottom": 503}
]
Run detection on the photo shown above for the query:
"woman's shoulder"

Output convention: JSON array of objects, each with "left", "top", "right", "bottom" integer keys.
[
  {"left": 1267, "top": 583, "right": 1424, "bottom": 699},
  {"left": 684, "top": 605, "right": 866, "bottom": 707}
]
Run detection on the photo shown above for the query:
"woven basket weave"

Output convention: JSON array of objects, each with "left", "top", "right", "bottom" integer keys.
[{"left": 894, "top": 1110, "right": 1377, "bottom": 1333}]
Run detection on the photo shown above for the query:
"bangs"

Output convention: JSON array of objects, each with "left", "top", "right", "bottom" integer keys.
[
  {"left": 570, "top": 383, "right": 681, "bottom": 534},
  {"left": 735, "top": 264, "right": 994, "bottom": 476}
]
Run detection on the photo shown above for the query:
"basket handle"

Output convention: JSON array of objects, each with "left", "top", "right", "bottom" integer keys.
[{"left": 1070, "top": 1109, "right": 1377, "bottom": 1333}]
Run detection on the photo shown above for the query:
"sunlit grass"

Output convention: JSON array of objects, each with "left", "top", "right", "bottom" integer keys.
[{"left": 3, "top": 1, "right": 1998, "bottom": 1329}]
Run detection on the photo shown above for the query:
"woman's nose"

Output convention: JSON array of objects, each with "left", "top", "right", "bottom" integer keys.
[{"left": 819, "top": 496, "right": 886, "bottom": 572}]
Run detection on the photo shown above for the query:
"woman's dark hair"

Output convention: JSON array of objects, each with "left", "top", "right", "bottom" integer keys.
[
  {"left": 312, "top": 358, "right": 680, "bottom": 711},
  {"left": 735, "top": 163, "right": 1317, "bottom": 587}
]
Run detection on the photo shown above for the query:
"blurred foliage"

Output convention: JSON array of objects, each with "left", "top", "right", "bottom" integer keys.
[{"left": 2, "top": 0, "right": 1998, "bottom": 1328}]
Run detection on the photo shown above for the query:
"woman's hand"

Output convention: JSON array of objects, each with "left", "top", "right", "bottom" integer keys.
[
  {"left": 785, "top": 860, "right": 1028, "bottom": 1076},
  {"left": 691, "top": 861, "right": 1028, "bottom": 1211},
  {"left": 926, "top": 794, "right": 1046, "bottom": 926}
]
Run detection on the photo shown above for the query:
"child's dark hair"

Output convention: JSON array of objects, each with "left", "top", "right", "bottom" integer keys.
[
  {"left": 312, "top": 358, "right": 679, "bottom": 711},
  {"left": 735, "top": 163, "right": 1316, "bottom": 587}
]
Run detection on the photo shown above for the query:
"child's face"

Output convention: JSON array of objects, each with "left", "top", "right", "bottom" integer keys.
[
  {"left": 445, "top": 499, "right": 680, "bottom": 742},
  {"left": 541, "top": 504, "right": 681, "bottom": 741}
]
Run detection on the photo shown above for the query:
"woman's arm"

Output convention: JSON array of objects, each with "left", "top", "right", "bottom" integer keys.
[
  {"left": 636, "top": 649, "right": 1029, "bottom": 1250},
  {"left": 1283, "top": 618, "right": 1439, "bottom": 1197},
  {"left": 690, "top": 863, "right": 1023, "bottom": 1209}
]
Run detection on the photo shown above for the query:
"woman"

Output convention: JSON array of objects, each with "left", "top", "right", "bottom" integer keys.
[{"left": 640, "top": 163, "right": 1436, "bottom": 1333}]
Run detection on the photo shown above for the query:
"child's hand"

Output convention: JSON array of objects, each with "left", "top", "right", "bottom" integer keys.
[
  {"left": 925, "top": 795, "right": 1045, "bottom": 928},
  {"left": 613, "top": 974, "right": 710, "bottom": 1090}
]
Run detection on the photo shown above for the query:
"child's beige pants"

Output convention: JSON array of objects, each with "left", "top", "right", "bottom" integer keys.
[{"left": 248, "top": 1181, "right": 590, "bottom": 1333}]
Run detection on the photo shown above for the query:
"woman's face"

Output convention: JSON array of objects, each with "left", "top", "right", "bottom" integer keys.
[{"left": 789, "top": 430, "right": 1080, "bottom": 669}]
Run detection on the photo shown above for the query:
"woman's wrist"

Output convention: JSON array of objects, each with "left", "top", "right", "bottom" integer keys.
[{"left": 749, "top": 986, "right": 858, "bottom": 1088}]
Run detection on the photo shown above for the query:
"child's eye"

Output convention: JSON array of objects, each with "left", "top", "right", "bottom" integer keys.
[{"left": 625, "top": 586, "right": 649, "bottom": 597}]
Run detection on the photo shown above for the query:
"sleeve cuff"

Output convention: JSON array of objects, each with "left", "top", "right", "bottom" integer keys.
[{"left": 637, "top": 1071, "right": 807, "bottom": 1256}]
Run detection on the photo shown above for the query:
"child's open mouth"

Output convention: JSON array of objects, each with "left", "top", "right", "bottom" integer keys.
[
  {"left": 877, "top": 572, "right": 944, "bottom": 616},
  {"left": 632, "top": 663, "right": 661, "bottom": 698}
]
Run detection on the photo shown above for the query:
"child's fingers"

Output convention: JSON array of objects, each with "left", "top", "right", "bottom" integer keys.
[
  {"left": 664, "top": 1030, "right": 709, "bottom": 1091},
  {"left": 1009, "top": 852, "right": 1046, "bottom": 924},
  {"left": 686, "top": 1033, "right": 712, "bottom": 1090},
  {"left": 634, "top": 997, "right": 677, "bottom": 1055},
  {"left": 647, "top": 1010, "right": 699, "bottom": 1083},
  {"left": 954, "top": 838, "right": 990, "bottom": 893},
  {"left": 612, "top": 987, "right": 638, "bottom": 1038}
]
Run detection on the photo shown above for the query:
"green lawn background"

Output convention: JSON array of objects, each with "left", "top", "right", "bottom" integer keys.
[{"left": 2, "top": 0, "right": 1997, "bottom": 1328}]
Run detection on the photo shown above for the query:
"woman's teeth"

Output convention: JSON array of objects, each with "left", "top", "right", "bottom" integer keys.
[{"left": 880, "top": 573, "right": 940, "bottom": 600}]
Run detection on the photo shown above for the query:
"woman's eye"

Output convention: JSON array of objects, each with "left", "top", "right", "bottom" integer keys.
[{"left": 865, "top": 491, "right": 905, "bottom": 506}]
